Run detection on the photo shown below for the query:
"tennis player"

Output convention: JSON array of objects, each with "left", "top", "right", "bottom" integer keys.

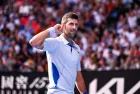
[{"left": 29, "top": 12, "right": 88, "bottom": 94}]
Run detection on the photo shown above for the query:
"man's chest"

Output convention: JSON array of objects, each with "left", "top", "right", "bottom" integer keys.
[{"left": 56, "top": 44, "right": 80, "bottom": 63}]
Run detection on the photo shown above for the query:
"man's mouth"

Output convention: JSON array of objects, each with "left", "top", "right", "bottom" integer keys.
[
  {"left": 71, "top": 31, "right": 76, "bottom": 35},
  {"left": 71, "top": 30, "right": 76, "bottom": 33}
]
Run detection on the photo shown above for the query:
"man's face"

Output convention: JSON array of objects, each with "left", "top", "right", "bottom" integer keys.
[{"left": 63, "top": 18, "right": 78, "bottom": 38}]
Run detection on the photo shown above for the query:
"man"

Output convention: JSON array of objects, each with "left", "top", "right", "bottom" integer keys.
[{"left": 29, "top": 12, "right": 88, "bottom": 94}]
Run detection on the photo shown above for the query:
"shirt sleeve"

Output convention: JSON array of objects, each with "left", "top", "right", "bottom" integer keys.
[
  {"left": 77, "top": 60, "right": 81, "bottom": 71},
  {"left": 42, "top": 38, "right": 58, "bottom": 52},
  {"left": 77, "top": 46, "right": 81, "bottom": 71}
]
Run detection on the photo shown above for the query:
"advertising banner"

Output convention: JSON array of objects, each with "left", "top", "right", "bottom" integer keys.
[
  {"left": 0, "top": 70, "right": 140, "bottom": 94},
  {"left": 78, "top": 70, "right": 140, "bottom": 94},
  {"left": 0, "top": 72, "right": 49, "bottom": 94}
]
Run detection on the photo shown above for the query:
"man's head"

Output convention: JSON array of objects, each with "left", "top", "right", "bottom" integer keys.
[
  {"left": 61, "top": 12, "right": 79, "bottom": 40},
  {"left": 61, "top": 12, "right": 79, "bottom": 24}
]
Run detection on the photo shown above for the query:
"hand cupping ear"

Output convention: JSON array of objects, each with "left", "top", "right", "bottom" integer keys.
[
  {"left": 47, "top": 24, "right": 63, "bottom": 37},
  {"left": 54, "top": 24, "right": 63, "bottom": 33}
]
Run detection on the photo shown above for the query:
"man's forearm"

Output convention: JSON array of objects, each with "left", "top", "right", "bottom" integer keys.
[
  {"left": 76, "top": 72, "right": 87, "bottom": 94},
  {"left": 29, "top": 27, "right": 55, "bottom": 49},
  {"left": 76, "top": 78, "right": 87, "bottom": 94}
]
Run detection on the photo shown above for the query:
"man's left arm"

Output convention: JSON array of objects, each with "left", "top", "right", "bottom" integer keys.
[{"left": 76, "top": 71, "right": 88, "bottom": 94}]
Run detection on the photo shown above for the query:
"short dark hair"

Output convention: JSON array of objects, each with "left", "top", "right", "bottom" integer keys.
[{"left": 61, "top": 12, "right": 79, "bottom": 24}]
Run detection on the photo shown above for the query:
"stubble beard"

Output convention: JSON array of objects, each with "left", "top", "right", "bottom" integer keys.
[{"left": 64, "top": 30, "right": 74, "bottom": 40}]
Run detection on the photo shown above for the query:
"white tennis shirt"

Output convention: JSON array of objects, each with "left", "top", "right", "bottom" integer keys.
[{"left": 43, "top": 34, "right": 81, "bottom": 94}]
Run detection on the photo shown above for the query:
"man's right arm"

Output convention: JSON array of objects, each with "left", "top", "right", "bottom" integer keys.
[
  {"left": 29, "top": 29, "right": 51, "bottom": 49},
  {"left": 29, "top": 24, "right": 62, "bottom": 49}
]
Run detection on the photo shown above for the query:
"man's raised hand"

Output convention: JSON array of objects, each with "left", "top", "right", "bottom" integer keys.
[{"left": 54, "top": 24, "right": 63, "bottom": 33}]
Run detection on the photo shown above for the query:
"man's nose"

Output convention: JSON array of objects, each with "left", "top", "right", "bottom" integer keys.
[{"left": 73, "top": 25, "right": 78, "bottom": 30}]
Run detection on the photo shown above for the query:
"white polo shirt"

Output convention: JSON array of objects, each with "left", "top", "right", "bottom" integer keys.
[{"left": 43, "top": 34, "right": 81, "bottom": 94}]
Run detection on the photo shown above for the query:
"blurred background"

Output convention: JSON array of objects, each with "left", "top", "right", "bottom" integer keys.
[
  {"left": 0, "top": 0, "right": 140, "bottom": 94},
  {"left": 0, "top": 0, "right": 140, "bottom": 72}
]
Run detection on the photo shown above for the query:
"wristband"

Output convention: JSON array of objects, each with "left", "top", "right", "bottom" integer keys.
[
  {"left": 83, "top": 92, "right": 88, "bottom": 94},
  {"left": 47, "top": 27, "right": 56, "bottom": 37}
]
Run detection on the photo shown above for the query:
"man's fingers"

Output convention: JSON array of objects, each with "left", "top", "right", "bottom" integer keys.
[
  {"left": 54, "top": 24, "right": 63, "bottom": 33},
  {"left": 54, "top": 24, "right": 61, "bottom": 32},
  {"left": 59, "top": 24, "right": 64, "bottom": 32}
]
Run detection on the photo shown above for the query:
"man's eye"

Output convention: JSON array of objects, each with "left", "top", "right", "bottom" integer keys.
[
  {"left": 75, "top": 24, "right": 78, "bottom": 26},
  {"left": 69, "top": 23, "right": 73, "bottom": 25}
]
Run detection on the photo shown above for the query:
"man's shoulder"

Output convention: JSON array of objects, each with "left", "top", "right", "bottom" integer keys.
[
  {"left": 44, "top": 37, "right": 62, "bottom": 46},
  {"left": 47, "top": 36, "right": 63, "bottom": 44}
]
